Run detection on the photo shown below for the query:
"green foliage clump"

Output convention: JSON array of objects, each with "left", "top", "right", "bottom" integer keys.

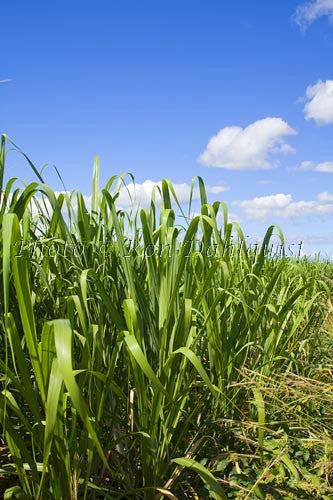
[{"left": 0, "top": 135, "right": 332, "bottom": 499}]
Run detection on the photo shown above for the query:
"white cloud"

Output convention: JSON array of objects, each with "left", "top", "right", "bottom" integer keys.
[
  {"left": 295, "top": 160, "right": 333, "bottom": 172},
  {"left": 116, "top": 180, "right": 229, "bottom": 208},
  {"left": 317, "top": 191, "right": 333, "bottom": 202},
  {"left": 315, "top": 162, "right": 333, "bottom": 172},
  {"left": 27, "top": 191, "right": 92, "bottom": 218},
  {"left": 303, "top": 80, "right": 333, "bottom": 125},
  {"left": 234, "top": 192, "right": 333, "bottom": 219},
  {"left": 294, "top": 0, "right": 333, "bottom": 29},
  {"left": 22, "top": 182, "right": 228, "bottom": 219},
  {"left": 198, "top": 118, "right": 296, "bottom": 170},
  {"left": 235, "top": 194, "right": 292, "bottom": 219},
  {"left": 274, "top": 143, "right": 296, "bottom": 154},
  {"left": 208, "top": 185, "right": 228, "bottom": 194},
  {"left": 190, "top": 209, "right": 241, "bottom": 225},
  {"left": 256, "top": 179, "right": 273, "bottom": 185}
]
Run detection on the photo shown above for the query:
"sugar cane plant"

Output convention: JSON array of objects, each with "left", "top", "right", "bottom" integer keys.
[{"left": 0, "top": 134, "right": 332, "bottom": 499}]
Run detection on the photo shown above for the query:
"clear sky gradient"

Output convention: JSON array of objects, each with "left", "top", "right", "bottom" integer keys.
[{"left": 1, "top": 0, "right": 333, "bottom": 256}]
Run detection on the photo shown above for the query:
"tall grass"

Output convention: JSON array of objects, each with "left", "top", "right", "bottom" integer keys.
[{"left": 0, "top": 135, "right": 332, "bottom": 499}]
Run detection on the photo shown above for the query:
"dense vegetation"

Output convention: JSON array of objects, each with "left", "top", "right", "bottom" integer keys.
[{"left": 0, "top": 134, "right": 332, "bottom": 499}]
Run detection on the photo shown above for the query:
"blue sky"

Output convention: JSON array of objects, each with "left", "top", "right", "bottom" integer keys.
[{"left": 1, "top": 0, "right": 333, "bottom": 256}]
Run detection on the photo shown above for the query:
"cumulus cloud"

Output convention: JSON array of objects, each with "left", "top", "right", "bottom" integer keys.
[
  {"left": 116, "top": 180, "right": 229, "bottom": 208},
  {"left": 303, "top": 80, "right": 333, "bottom": 124},
  {"left": 295, "top": 160, "right": 333, "bottom": 172},
  {"left": 20, "top": 181, "right": 228, "bottom": 219},
  {"left": 234, "top": 192, "right": 333, "bottom": 219},
  {"left": 198, "top": 118, "right": 296, "bottom": 170},
  {"left": 294, "top": 0, "right": 333, "bottom": 29},
  {"left": 27, "top": 191, "right": 92, "bottom": 218}
]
